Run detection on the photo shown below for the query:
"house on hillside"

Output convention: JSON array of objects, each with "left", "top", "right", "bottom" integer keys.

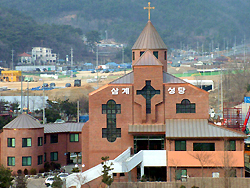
[{"left": 18, "top": 52, "right": 32, "bottom": 65}]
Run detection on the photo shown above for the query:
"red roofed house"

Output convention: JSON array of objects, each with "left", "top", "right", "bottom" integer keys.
[{"left": 18, "top": 52, "right": 32, "bottom": 65}]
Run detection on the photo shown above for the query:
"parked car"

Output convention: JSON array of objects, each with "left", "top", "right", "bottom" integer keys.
[
  {"left": 58, "top": 173, "right": 69, "bottom": 180},
  {"left": 42, "top": 83, "right": 49, "bottom": 88},
  {"left": 45, "top": 176, "right": 54, "bottom": 186},
  {"left": 74, "top": 79, "right": 81, "bottom": 87},
  {"left": 65, "top": 83, "right": 71, "bottom": 87},
  {"left": 50, "top": 83, "right": 56, "bottom": 87}
]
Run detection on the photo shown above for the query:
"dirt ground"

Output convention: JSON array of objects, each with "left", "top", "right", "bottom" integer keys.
[
  {"left": 0, "top": 71, "right": 128, "bottom": 101},
  {"left": 0, "top": 70, "right": 220, "bottom": 104}
]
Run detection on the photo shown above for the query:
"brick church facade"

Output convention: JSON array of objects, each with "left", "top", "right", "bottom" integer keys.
[{"left": 80, "top": 18, "right": 246, "bottom": 186}]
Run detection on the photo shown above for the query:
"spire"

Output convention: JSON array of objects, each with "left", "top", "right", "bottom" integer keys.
[{"left": 132, "top": 21, "right": 167, "bottom": 50}]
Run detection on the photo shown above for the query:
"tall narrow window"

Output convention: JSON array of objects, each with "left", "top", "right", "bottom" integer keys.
[
  {"left": 176, "top": 99, "right": 195, "bottom": 113},
  {"left": 38, "top": 137, "right": 43, "bottom": 146},
  {"left": 132, "top": 52, "right": 135, "bottom": 60},
  {"left": 44, "top": 135, "right": 46, "bottom": 144},
  {"left": 153, "top": 51, "right": 158, "bottom": 59},
  {"left": 22, "top": 138, "right": 32, "bottom": 147},
  {"left": 38, "top": 155, "right": 43, "bottom": 165},
  {"left": 7, "top": 138, "right": 15, "bottom": 148},
  {"left": 164, "top": 51, "right": 167, "bottom": 60},
  {"left": 102, "top": 100, "right": 121, "bottom": 142}
]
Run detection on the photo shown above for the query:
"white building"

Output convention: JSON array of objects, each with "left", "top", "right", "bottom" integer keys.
[{"left": 32, "top": 47, "right": 57, "bottom": 65}]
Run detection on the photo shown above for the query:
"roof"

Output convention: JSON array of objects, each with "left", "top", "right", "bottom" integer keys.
[
  {"left": 110, "top": 71, "right": 134, "bottom": 84},
  {"left": 3, "top": 114, "right": 43, "bottom": 129},
  {"left": 18, "top": 52, "right": 31, "bottom": 57},
  {"left": 110, "top": 71, "right": 187, "bottom": 84},
  {"left": 163, "top": 72, "right": 187, "bottom": 84},
  {"left": 133, "top": 50, "right": 163, "bottom": 66},
  {"left": 44, "top": 123, "right": 84, "bottom": 133},
  {"left": 132, "top": 21, "right": 167, "bottom": 50},
  {"left": 165, "top": 119, "right": 247, "bottom": 138}
]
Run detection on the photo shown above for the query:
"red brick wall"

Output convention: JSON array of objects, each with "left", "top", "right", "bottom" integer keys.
[
  {"left": 44, "top": 132, "right": 82, "bottom": 166},
  {"left": 86, "top": 84, "right": 134, "bottom": 169},
  {"left": 1, "top": 128, "right": 44, "bottom": 174},
  {"left": 164, "top": 83, "right": 209, "bottom": 119}
]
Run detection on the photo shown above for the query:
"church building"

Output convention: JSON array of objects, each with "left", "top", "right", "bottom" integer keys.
[{"left": 77, "top": 3, "right": 246, "bottom": 187}]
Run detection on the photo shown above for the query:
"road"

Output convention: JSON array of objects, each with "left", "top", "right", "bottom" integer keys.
[{"left": 27, "top": 178, "right": 47, "bottom": 188}]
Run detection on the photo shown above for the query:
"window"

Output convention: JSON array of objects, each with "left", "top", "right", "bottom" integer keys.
[
  {"left": 245, "top": 143, "right": 250, "bottom": 151},
  {"left": 102, "top": 100, "right": 121, "bottom": 142},
  {"left": 22, "top": 156, "right": 32, "bottom": 166},
  {"left": 38, "top": 137, "right": 43, "bottom": 146},
  {"left": 175, "top": 140, "right": 186, "bottom": 151},
  {"left": 44, "top": 153, "right": 46, "bottom": 162},
  {"left": 50, "top": 152, "right": 58, "bottom": 161},
  {"left": 70, "top": 134, "right": 79, "bottom": 142},
  {"left": 153, "top": 51, "right": 158, "bottom": 59},
  {"left": 175, "top": 169, "right": 187, "bottom": 180},
  {"left": 132, "top": 52, "right": 135, "bottom": 60},
  {"left": 50, "top": 134, "right": 58, "bottom": 143},
  {"left": 136, "top": 80, "right": 160, "bottom": 114},
  {"left": 193, "top": 143, "right": 215, "bottom": 151},
  {"left": 176, "top": 99, "right": 195, "bottom": 113},
  {"left": 44, "top": 135, "right": 46, "bottom": 144},
  {"left": 164, "top": 51, "right": 167, "bottom": 60},
  {"left": 7, "top": 157, "right": 15, "bottom": 166},
  {"left": 38, "top": 155, "right": 43, "bottom": 165},
  {"left": 7, "top": 138, "right": 15, "bottom": 147},
  {"left": 225, "top": 140, "right": 236, "bottom": 151},
  {"left": 140, "top": 51, "right": 145, "bottom": 56},
  {"left": 120, "top": 173, "right": 125, "bottom": 176},
  {"left": 22, "top": 138, "right": 32, "bottom": 147}
]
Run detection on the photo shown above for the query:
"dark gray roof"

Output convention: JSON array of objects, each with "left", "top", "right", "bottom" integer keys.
[
  {"left": 3, "top": 114, "right": 43, "bottom": 129},
  {"left": 166, "top": 119, "right": 246, "bottom": 138},
  {"left": 132, "top": 21, "right": 167, "bottom": 50},
  {"left": 163, "top": 72, "right": 187, "bottom": 83},
  {"left": 134, "top": 50, "right": 163, "bottom": 66},
  {"left": 110, "top": 71, "right": 187, "bottom": 85},
  {"left": 44, "top": 123, "right": 84, "bottom": 133},
  {"left": 110, "top": 71, "right": 134, "bottom": 84}
]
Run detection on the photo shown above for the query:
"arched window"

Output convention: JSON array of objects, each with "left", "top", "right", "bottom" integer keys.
[{"left": 176, "top": 99, "right": 195, "bottom": 113}]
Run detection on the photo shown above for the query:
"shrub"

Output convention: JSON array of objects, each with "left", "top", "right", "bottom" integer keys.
[
  {"left": 39, "top": 168, "right": 45, "bottom": 173},
  {"left": 52, "top": 175, "right": 63, "bottom": 188},
  {"left": 180, "top": 185, "right": 186, "bottom": 188},
  {"left": 71, "top": 167, "right": 80, "bottom": 173},
  {"left": 23, "top": 169, "right": 28, "bottom": 175},
  {"left": 191, "top": 186, "right": 199, "bottom": 188},
  {"left": 17, "top": 169, "right": 22, "bottom": 175},
  {"left": 30, "top": 168, "right": 36, "bottom": 175}
]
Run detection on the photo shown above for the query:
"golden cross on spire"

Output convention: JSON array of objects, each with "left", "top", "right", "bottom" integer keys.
[{"left": 144, "top": 2, "right": 155, "bottom": 20}]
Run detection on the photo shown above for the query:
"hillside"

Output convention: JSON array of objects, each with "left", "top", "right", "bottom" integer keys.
[{"left": 1, "top": 0, "right": 250, "bottom": 50}]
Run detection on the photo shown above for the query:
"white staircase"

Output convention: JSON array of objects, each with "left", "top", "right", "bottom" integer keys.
[{"left": 66, "top": 148, "right": 166, "bottom": 188}]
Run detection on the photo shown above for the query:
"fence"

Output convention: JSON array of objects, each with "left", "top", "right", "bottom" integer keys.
[{"left": 110, "top": 177, "right": 250, "bottom": 188}]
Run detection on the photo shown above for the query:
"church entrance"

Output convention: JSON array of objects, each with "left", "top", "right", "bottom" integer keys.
[{"left": 134, "top": 135, "right": 164, "bottom": 153}]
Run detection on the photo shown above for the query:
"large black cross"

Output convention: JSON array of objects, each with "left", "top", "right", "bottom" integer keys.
[
  {"left": 102, "top": 100, "right": 121, "bottom": 142},
  {"left": 136, "top": 80, "right": 160, "bottom": 114}
]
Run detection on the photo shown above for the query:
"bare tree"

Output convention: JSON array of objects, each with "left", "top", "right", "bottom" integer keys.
[{"left": 188, "top": 151, "right": 214, "bottom": 188}]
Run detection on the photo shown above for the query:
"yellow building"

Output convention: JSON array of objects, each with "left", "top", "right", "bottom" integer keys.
[{"left": 1, "top": 71, "right": 21, "bottom": 82}]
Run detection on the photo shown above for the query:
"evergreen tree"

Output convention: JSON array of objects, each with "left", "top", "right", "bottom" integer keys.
[
  {"left": 101, "top": 156, "right": 114, "bottom": 187},
  {"left": 0, "top": 165, "right": 14, "bottom": 188}
]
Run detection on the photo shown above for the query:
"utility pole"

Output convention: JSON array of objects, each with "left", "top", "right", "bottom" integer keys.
[
  {"left": 71, "top": 48, "right": 73, "bottom": 68},
  {"left": 11, "top": 50, "right": 14, "bottom": 70},
  {"left": 77, "top": 101, "right": 79, "bottom": 123},
  {"left": 43, "top": 81, "right": 46, "bottom": 124},
  {"left": 27, "top": 82, "right": 29, "bottom": 113},
  {"left": 96, "top": 45, "right": 99, "bottom": 88},
  {"left": 21, "top": 71, "right": 23, "bottom": 114}
]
